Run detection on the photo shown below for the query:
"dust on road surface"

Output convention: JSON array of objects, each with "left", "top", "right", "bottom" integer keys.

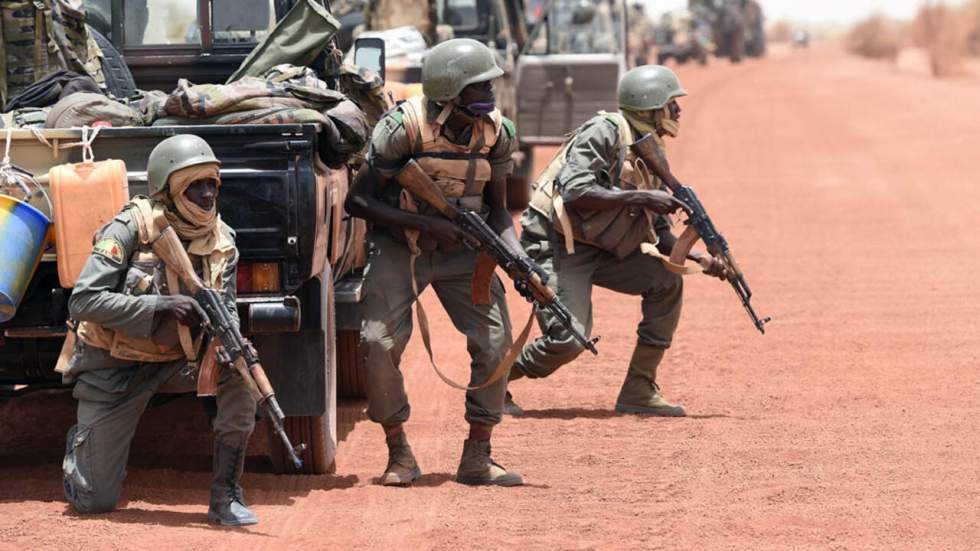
[{"left": 2, "top": 43, "right": 980, "bottom": 550}]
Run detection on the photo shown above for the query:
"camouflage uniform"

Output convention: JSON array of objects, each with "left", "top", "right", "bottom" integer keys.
[
  {"left": 511, "top": 115, "right": 683, "bottom": 396},
  {"left": 361, "top": 97, "right": 518, "bottom": 428},
  {"left": 0, "top": 0, "right": 106, "bottom": 105},
  {"left": 62, "top": 206, "right": 255, "bottom": 514}
]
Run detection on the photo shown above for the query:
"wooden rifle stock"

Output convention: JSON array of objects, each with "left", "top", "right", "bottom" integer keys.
[
  {"left": 147, "top": 206, "right": 307, "bottom": 464},
  {"left": 630, "top": 133, "right": 772, "bottom": 334},
  {"left": 395, "top": 159, "right": 460, "bottom": 219},
  {"left": 149, "top": 210, "right": 206, "bottom": 295}
]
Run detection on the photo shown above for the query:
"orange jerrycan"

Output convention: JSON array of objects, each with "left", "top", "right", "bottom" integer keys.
[{"left": 49, "top": 159, "right": 129, "bottom": 288}]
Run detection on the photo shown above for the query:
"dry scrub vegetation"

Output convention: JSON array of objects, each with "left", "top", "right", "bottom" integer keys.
[
  {"left": 847, "top": 14, "right": 903, "bottom": 61},
  {"left": 848, "top": 1, "right": 980, "bottom": 77}
]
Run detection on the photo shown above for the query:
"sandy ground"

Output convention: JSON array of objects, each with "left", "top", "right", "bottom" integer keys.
[{"left": 3, "top": 43, "right": 980, "bottom": 550}]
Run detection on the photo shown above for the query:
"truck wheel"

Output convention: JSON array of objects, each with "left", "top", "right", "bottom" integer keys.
[
  {"left": 729, "top": 32, "right": 745, "bottom": 64},
  {"left": 267, "top": 414, "right": 336, "bottom": 474},
  {"left": 88, "top": 26, "right": 137, "bottom": 99},
  {"left": 337, "top": 329, "right": 367, "bottom": 399},
  {"left": 267, "top": 270, "right": 338, "bottom": 474}
]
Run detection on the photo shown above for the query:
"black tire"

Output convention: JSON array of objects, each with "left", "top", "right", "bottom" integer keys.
[
  {"left": 267, "top": 270, "right": 338, "bottom": 475},
  {"left": 84, "top": 2, "right": 111, "bottom": 38},
  {"left": 88, "top": 26, "right": 137, "bottom": 99},
  {"left": 337, "top": 329, "right": 367, "bottom": 399},
  {"left": 267, "top": 414, "right": 336, "bottom": 475},
  {"left": 728, "top": 29, "right": 746, "bottom": 63}
]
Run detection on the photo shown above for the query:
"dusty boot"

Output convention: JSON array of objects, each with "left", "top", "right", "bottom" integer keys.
[
  {"left": 380, "top": 432, "right": 421, "bottom": 486},
  {"left": 614, "top": 344, "right": 687, "bottom": 417},
  {"left": 456, "top": 439, "right": 523, "bottom": 487},
  {"left": 208, "top": 441, "right": 258, "bottom": 526},
  {"left": 503, "top": 391, "right": 525, "bottom": 417}
]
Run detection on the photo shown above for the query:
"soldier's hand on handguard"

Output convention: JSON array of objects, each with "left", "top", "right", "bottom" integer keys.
[
  {"left": 695, "top": 253, "right": 731, "bottom": 281},
  {"left": 512, "top": 257, "right": 550, "bottom": 302},
  {"left": 424, "top": 217, "right": 480, "bottom": 249},
  {"left": 158, "top": 295, "right": 206, "bottom": 326},
  {"left": 642, "top": 190, "right": 691, "bottom": 216}
]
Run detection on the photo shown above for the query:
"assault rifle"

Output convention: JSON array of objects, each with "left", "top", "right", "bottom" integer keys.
[
  {"left": 631, "top": 134, "right": 771, "bottom": 334},
  {"left": 149, "top": 213, "right": 307, "bottom": 469},
  {"left": 396, "top": 159, "right": 599, "bottom": 355}
]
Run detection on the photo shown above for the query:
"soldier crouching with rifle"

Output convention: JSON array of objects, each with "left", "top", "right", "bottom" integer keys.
[
  {"left": 62, "top": 135, "right": 261, "bottom": 526},
  {"left": 346, "top": 39, "right": 533, "bottom": 487},
  {"left": 505, "top": 65, "right": 731, "bottom": 418}
]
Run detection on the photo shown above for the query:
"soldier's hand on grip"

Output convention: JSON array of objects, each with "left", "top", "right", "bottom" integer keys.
[
  {"left": 158, "top": 295, "right": 206, "bottom": 326},
  {"left": 643, "top": 189, "right": 691, "bottom": 215},
  {"left": 424, "top": 217, "right": 480, "bottom": 249},
  {"left": 511, "top": 257, "right": 549, "bottom": 302},
  {"left": 527, "top": 258, "right": 550, "bottom": 286}
]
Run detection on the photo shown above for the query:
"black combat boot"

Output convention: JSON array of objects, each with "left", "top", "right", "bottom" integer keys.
[{"left": 208, "top": 441, "right": 258, "bottom": 526}]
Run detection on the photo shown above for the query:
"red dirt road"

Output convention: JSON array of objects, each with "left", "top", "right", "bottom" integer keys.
[{"left": 3, "top": 44, "right": 980, "bottom": 550}]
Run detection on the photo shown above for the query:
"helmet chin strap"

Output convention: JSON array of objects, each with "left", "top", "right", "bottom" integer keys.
[{"left": 436, "top": 101, "right": 455, "bottom": 125}]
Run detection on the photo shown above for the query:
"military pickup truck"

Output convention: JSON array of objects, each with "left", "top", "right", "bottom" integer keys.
[
  {"left": 0, "top": 0, "right": 366, "bottom": 475},
  {"left": 350, "top": 0, "right": 629, "bottom": 207}
]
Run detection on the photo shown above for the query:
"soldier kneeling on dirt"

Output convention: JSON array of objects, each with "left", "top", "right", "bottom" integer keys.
[
  {"left": 505, "top": 65, "right": 729, "bottom": 417},
  {"left": 61, "top": 135, "right": 259, "bottom": 526}
]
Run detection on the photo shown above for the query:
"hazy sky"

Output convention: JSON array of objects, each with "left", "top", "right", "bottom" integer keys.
[{"left": 643, "top": 0, "right": 951, "bottom": 24}]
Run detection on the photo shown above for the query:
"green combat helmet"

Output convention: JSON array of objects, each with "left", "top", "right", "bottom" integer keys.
[
  {"left": 617, "top": 65, "right": 687, "bottom": 111},
  {"left": 147, "top": 134, "right": 222, "bottom": 197},
  {"left": 421, "top": 38, "right": 504, "bottom": 103}
]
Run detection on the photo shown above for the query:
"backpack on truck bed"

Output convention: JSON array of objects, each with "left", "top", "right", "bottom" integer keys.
[{"left": 0, "top": 0, "right": 107, "bottom": 106}]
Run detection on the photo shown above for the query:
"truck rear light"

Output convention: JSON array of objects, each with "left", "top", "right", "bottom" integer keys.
[{"left": 236, "top": 262, "right": 281, "bottom": 293}]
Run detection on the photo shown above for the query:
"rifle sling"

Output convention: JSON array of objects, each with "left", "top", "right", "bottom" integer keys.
[
  {"left": 131, "top": 198, "right": 204, "bottom": 364},
  {"left": 399, "top": 182, "right": 533, "bottom": 391}
]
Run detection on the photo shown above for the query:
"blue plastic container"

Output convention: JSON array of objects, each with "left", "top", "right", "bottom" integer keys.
[{"left": 0, "top": 194, "right": 51, "bottom": 322}]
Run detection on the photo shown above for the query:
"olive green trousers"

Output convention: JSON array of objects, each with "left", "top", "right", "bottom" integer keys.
[
  {"left": 360, "top": 230, "right": 513, "bottom": 427},
  {"left": 511, "top": 234, "right": 683, "bottom": 379},
  {"left": 63, "top": 343, "right": 256, "bottom": 514}
]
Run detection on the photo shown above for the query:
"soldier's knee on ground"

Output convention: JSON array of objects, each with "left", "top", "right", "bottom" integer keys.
[
  {"left": 67, "top": 488, "right": 120, "bottom": 514},
  {"left": 63, "top": 425, "right": 120, "bottom": 514}
]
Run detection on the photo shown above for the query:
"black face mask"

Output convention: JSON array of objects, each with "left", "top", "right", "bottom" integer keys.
[{"left": 460, "top": 99, "right": 496, "bottom": 117}]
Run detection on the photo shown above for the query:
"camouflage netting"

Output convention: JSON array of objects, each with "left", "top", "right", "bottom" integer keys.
[{"left": 150, "top": 65, "right": 369, "bottom": 167}]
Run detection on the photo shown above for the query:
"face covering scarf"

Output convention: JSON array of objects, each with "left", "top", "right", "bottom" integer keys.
[
  {"left": 163, "top": 162, "right": 235, "bottom": 287},
  {"left": 622, "top": 105, "right": 680, "bottom": 143},
  {"left": 460, "top": 99, "right": 496, "bottom": 117}
]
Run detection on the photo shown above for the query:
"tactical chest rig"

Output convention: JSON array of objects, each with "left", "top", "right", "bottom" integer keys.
[
  {"left": 527, "top": 112, "right": 680, "bottom": 268},
  {"left": 391, "top": 96, "right": 528, "bottom": 391},
  {"left": 75, "top": 198, "right": 223, "bottom": 364},
  {"left": 397, "top": 95, "right": 502, "bottom": 221}
]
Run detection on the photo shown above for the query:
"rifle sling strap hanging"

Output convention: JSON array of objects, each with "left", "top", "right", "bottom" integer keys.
[
  {"left": 399, "top": 189, "right": 534, "bottom": 391},
  {"left": 131, "top": 198, "right": 204, "bottom": 362}
]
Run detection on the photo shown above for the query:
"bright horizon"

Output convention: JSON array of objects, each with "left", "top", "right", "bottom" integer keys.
[{"left": 642, "top": 0, "right": 967, "bottom": 25}]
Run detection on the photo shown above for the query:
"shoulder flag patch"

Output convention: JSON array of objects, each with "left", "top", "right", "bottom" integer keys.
[{"left": 93, "top": 237, "right": 125, "bottom": 265}]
